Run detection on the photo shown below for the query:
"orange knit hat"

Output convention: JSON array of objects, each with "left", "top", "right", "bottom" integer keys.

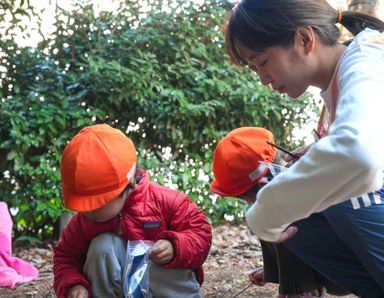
[
  {"left": 60, "top": 124, "right": 137, "bottom": 212},
  {"left": 211, "top": 127, "right": 277, "bottom": 197}
]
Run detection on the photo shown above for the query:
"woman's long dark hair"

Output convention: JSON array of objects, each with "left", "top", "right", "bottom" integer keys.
[{"left": 225, "top": 0, "right": 384, "bottom": 66}]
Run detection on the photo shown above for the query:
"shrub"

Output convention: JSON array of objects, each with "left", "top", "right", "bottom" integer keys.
[{"left": 0, "top": 0, "right": 318, "bottom": 238}]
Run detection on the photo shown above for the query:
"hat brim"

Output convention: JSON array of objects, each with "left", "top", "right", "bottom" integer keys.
[
  {"left": 210, "top": 163, "right": 271, "bottom": 197},
  {"left": 63, "top": 182, "right": 129, "bottom": 212},
  {"left": 210, "top": 178, "right": 258, "bottom": 197}
]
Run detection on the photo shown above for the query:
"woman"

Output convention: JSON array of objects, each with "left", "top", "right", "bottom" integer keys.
[{"left": 223, "top": 0, "right": 384, "bottom": 296}]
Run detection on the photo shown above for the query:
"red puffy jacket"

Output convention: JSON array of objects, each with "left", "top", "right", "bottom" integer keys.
[{"left": 53, "top": 170, "right": 212, "bottom": 297}]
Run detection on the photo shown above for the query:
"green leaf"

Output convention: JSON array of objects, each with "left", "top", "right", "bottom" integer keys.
[
  {"left": 16, "top": 236, "right": 42, "bottom": 244},
  {"left": 7, "top": 151, "right": 17, "bottom": 160}
]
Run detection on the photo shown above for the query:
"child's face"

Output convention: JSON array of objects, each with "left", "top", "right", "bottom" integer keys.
[
  {"left": 83, "top": 190, "right": 128, "bottom": 222},
  {"left": 237, "top": 180, "right": 268, "bottom": 204}
]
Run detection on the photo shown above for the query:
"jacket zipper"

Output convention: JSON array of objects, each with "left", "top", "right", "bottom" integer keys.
[{"left": 117, "top": 211, "right": 122, "bottom": 236}]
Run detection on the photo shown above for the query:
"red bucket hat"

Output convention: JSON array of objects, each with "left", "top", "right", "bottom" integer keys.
[
  {"left": 210, "top": 127, "right": 277, "bottom": 197},
  {"left": 60, "top": 124, "right": 137, "bottom": 212}
]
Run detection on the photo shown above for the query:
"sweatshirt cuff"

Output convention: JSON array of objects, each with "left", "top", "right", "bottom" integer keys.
[
  {"left": 59, "top": 278, "right": 91, "bottom": 298},
  {"left": 246, "top": 203, "right": 287, "bottom": 242}
]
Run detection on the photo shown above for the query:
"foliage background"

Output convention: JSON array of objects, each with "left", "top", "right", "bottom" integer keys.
[{"left": 0, "top": 0, "right": 319, "bottom": 240}]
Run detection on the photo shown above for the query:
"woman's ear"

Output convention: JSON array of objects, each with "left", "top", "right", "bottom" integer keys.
[{"left": 295, "top": 26, "right": 315, "bottom": 55}]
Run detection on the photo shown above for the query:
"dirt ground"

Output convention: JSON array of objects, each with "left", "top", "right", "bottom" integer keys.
[{"left": 0, "top": 224, "right": 356, "bottom": 298}]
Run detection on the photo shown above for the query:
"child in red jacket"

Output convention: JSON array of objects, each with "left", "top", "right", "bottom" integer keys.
[{"left": 53, "top": 124, "right": 212, "bottom": 298}]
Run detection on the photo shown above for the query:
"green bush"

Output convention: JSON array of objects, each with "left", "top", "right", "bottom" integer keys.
[
  {"left": 0, "top": 0, "right": 319, "bottom": 239},
  {"left": 0, "top": 38, "right": 103, "bottom": 238}
]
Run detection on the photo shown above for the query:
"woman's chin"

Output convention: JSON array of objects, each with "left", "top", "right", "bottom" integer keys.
[{"left": 286, "top": 89, "right": 305, "bottom": 99}]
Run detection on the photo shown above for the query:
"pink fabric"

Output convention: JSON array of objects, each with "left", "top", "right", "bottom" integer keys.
[{"left": 0, "top": 202, "right": 39, "bottom": 288}]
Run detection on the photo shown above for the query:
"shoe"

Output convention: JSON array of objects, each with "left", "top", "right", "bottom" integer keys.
[
  {"left": 276, "top": 292, "right": 327, "bottom": 298},
  {"left": 276, "top": 294, "right": 312, "bottom": 298}
]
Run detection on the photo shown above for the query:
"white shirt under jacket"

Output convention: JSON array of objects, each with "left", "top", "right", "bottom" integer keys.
[{"left": 246, "top": 28, "right": 384, "bottom": 242}]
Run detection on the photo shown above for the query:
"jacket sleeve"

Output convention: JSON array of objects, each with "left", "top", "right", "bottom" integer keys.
[
  {"left": 157, "top": 192, "right": 212, "bottom": 273},
  {"left": 246, "top": 41, "right": 384, "bottom": 242},
  {"left": 53, "top": 213, "right": 92, "bottom": 298}
]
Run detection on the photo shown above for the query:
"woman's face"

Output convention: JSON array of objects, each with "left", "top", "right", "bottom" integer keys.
[{"left": 238, "top": 34, "right": 313, "bottom": 98}]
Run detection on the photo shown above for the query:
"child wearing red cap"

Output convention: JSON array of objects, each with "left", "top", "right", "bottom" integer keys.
[
  {"left": 211, "top": 127, "right": 348, "bottom": 297},
  {"left": 53, "top": 124, "right": 212, "bottom": 298},
  {"left": 211, "top": 127, "right": 384, "bottom": 297}
]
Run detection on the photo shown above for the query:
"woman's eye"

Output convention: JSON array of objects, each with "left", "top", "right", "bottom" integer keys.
[
  {"left": 258, "top": 60, "right": 267, "bottom": 67},
  {"left": 245, "top": 57, "right": 266, "bottom": 73},
  {"left": 249, "top": 64, "right": 258, "bottom": 72}
]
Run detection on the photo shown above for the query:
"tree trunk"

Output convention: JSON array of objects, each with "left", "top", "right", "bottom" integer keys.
[{"left": 347, "top": 0, "right": 380, "bottom": 17}]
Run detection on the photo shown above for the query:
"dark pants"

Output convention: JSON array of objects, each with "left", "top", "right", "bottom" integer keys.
[
  {"left": 261, "top": 240, "right": 348, "bottom": 295},
  {"left": 284, "top": 194, "right": 384, "bottom": 298}
]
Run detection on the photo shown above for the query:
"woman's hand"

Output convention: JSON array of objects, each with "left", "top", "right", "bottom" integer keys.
[
  {"left": 66, "top": 284, "right": 89, "bottom": 298},
  {"left": 149, "top": 239, "right": 175, "bottom": 264},
  {"left": 273, "top": 226, "right": 298, "bottom": 244},
  {"left": 248, "top": 267, "right": 265, "bottom": 286}
]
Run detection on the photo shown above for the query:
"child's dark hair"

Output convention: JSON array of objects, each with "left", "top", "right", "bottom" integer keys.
[
  {"left": 120, "top": 167, "right": 142, "bottom": 197},
  {"left": 225, "top": 0, "right": 384, "bottom": 66}
]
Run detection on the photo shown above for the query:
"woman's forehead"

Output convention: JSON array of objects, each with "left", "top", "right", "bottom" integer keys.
[{"left": 238, "top": 43, "right": 267, "bottom": 61}]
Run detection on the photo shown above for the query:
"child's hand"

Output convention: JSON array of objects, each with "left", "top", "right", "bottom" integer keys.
[
  {"left": 148, "top": 239, "right": 175, "bottom": 264},
  {"left": 284, "top": 144, "right": 312, "bottom": 163},
  {"left": 248, "top": 267, "right": 265, "bottom": 286},
  {"left": 66, "top": 284, "right": 89, "bottom": 298}
]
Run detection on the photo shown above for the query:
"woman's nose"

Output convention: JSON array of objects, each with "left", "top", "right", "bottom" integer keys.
[{"left": 258, "top": 70, "right": 272, "bottom": 86}]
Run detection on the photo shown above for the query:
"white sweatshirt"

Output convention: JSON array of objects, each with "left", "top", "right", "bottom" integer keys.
[{"left": 246, "top": 29, "right": 384, "bottom": 242}]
